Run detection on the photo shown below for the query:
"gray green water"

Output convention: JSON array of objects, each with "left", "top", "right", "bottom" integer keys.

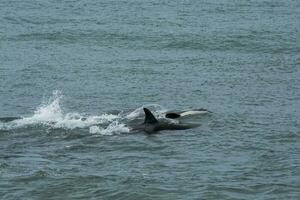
[{"left": 1, "top": 0, "right": 300, "bottom": 199}]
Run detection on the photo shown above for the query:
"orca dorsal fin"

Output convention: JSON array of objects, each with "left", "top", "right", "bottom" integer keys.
[{"left": 143, "top": 108, "right": 158, "bottom": 124}]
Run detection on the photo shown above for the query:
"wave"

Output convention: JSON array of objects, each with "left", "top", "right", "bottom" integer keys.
[{"left": 0, "top": 91, "right": 130, "bottom": 135}]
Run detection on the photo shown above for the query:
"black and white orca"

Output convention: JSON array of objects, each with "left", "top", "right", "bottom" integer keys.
[{"left": 133, "top": 108, "right": 203, "bottom": 133}]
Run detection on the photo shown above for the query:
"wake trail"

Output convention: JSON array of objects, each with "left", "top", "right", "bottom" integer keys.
[{"left": 0, "top": 91, "right": 128, "bottom": 135}]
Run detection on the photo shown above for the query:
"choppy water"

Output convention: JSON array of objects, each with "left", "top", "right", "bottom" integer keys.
[{"left": 1, "top": 0, "right": 300, "bottom": 199}]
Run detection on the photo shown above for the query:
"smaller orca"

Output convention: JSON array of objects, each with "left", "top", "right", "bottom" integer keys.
[{"left": 134, "top": 108, "right": 199, "bottom": 133}]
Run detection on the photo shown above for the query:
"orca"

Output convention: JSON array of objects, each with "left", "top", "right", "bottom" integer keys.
[{"left": 133, "top": 108, "right": 199, "bottom": 133}]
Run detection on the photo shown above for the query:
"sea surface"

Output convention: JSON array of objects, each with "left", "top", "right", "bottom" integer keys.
[{"left": 0, "top": 0, "right": 300, "bottom": 199}]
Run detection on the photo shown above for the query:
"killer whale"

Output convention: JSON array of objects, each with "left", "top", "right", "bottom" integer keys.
[{"left": 134, "top": 108, "right": 199, "bottom": 133}]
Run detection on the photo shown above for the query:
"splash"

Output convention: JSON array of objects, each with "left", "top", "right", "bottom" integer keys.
[
  {"left": 16, "top": 90, "right": 64, "bottom": 127},
  {"left": 89, "top": 121, "right": 130, "bottom": 136},
  {"left": 0, "top": 91, "right": 122, "bottom": 134}
]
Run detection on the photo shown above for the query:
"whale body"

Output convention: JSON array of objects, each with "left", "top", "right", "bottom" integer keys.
[{"left": 134, "top": 108, "right": 199, "bottom": 133}]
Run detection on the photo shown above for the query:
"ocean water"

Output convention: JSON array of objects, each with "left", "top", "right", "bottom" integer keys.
[{"left": 1, "top": 0, "right": 300, "bottom": 199}]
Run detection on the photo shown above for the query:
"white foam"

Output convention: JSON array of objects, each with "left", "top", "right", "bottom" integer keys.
[
  {"left": 0, "top": 91, "right": 119, "bottom": 132},
  {"left": 89, "top": 126, "right": 104, "bottom": 134},
  {"left": 89, "top": 121, "right": 130, "bottom": 135}
]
